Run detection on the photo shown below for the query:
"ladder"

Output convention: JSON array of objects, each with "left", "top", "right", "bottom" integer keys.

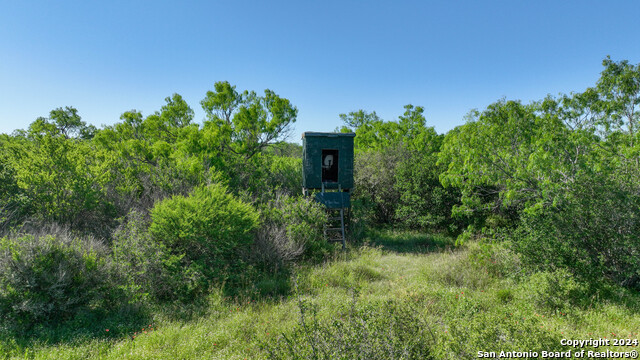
[
  {"left": 318, "top": 183, "right": 349, "bottom": 249},
  {"left": 324, "top": 208, "right": 346, "bottom": 249}
]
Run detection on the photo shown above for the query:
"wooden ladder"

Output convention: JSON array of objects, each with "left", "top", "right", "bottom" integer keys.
[{"left": 324, "top": 207, "right": 346, "bottom": 249}]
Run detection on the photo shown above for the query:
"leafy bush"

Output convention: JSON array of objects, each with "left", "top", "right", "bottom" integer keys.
[
  {"left": 512, "top": 176, "right": 640, "bottom": 289},
  {"left": 263, "top": 295, "right": 435, "bottom": 360},
  {"left": 438, "top": 101, "right": 542, "bottom": 232},
  {"left": 0, "top": 143, "right": 31, "bottom": 234},
  {"left": 265, "top": 155, "right": 302, "bottom": 196},
  {"left": 0, "top": 230, "right": 112, "bottom": 326},
  {"left": 149, "top": 183, "right": 259, "bottom": 293},
  {"left": 353, "top": 148, "right": 404, "bottom": 225},
  {"left": 519, "top": 269, "right": 584, "bottom": 311},
  {"left": 394, "top": 135, "right": 460, "bottom": 232},
  {"left": 111, "top": 210, "right": 186, "bottom": 302},
  {"left": 8, "top": 126, "right": 117, "bottom": 237},
  {"left": 496, "top": 288, "right": 514, "bottom": 303},
  {"left": 256, "top": 195, "right": 329, "bottom": 265},
  {"left": 241, "top": 155, "right": 302, "bottom": 202},
  {"left": 468, "top": 240, "right": 523, "bottom": 279},
  {"left": 426, "top": 249, "right": 493, "bottom": 290}
]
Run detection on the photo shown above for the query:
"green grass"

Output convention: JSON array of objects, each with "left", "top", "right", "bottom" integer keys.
[
  {"left": 1, "top": 230, "right": 639, "bottom": 359},
  {"left": 363, "top": 228, "right": 453, "bottom": 253}
]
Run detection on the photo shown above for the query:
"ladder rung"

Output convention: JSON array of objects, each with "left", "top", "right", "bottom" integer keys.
[{"left": 322, "top": 207, "right": 347, "bottom": 249}]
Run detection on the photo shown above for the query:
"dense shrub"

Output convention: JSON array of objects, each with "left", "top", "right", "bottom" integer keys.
[
  {"left": 102, "top": 155, "right": 206, "bottom": 221},
  {"left": 395, "top": 150, "right": 460, "bottom": 232},
  {"left": 519, "top": 269, "right": 584, "bottom": 311},
  {"left": 264, "top": 295, "right": 435, "bottom": 360},
  {"left": 348, "top": 110, "right": 462, "bottom": 232},
  {"left": 353, "top": 148, "right": 404, "bottom": 225},
  {"left": 264, "top": 156, "right": 302, "bottom": 197},
  {"left": 0, "top": 230, "right": 112, "bottom": 326},
  {"left": 228, "top": 154, "right": 303, "bottom": 203},
  {"left": 7, "top": 129, "right": 117, "bottom": 238},
  {"left": 0, "top": 143, "right": 30, "bottom": 234},
  {"left": 467, "top": 240, "right": 523, "bottom": 279},
  {"left": 256, "top": 195, "right": 329, "bottom": 265},
  {"left": 512, "top": 176, "right": 640, "bottom": 289},
  {"left": 111, "top": 210, "right": 186, "bottom": 302},
  {"left": 436, "top": 58, "right": 640, "bottom": 289},
  {"left": 149, "top": 183, "right": 259, "bottom": 292}
]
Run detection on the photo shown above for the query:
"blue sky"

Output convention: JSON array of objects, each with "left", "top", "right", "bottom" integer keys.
[{"left": 1, "top": 1, "right": 639, "bottom": 141}]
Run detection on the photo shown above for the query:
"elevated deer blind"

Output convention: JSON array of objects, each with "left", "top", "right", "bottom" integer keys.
[{"left": 302, "top": 132, "right": 355, "bottom": 248}]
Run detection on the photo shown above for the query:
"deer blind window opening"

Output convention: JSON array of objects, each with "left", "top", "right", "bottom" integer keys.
[{"left": 321, "top": 149, "right": 339, "bottom": 183}]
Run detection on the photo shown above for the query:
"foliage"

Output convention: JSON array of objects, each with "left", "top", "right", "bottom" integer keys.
[
  {"left": 0, "top": 229, "right": 113, "bottom": 327},
  {"left": 27, "top": 106, "right": 96, "bottom": 140},
  {"left": 512, "top": 174, "right": 640, "bottom": 289},
  {"left": 438, "top": 58, "right": 640, "bottom": 289},
  {"left": 226, "top": 153, "right": 303, "bottom": 203},
  {"left": 2, "top": 109, "right": 114, "bottom": 236},
  {"left": 596, "top": 56, "right": 640, "bottom": 139},
  {"left": 149, "top": 183, "right": 260, "bottom": 294},
  {"left": 264, "top": 294, "right": 435, "bottom": 360},
  {"left": 201, "top": 81, "right": 297, "bottom": 159},
  {"left": 394, "top": 131, "right": 459, "bottom": 232},
  {"left": 111, "top": 210, "right": 185, "bottom": 302},
  {"left": 92, "top": 85, "right": 299, "bottom": 220},
  {"left": 0, "top": 137, "right": 29, "bottom": 233},
  {"left": 256, "top": 194, "right": 329, "bottom": 265},
  {"left": 345, "top": 105, "right": 460, "bottom": 230},
  {"left": 340, "top": 105, "right": 431, "bottom": 153},
  {"left": 519, "top": 269, "right": 584, "bottom": 311},
  {"left": 93, "top": 98, "right": 206, "bottom": 218},
  {"left": 263, "top": 141, "right": 303, "bottom": 158},
  {"left": 353, "top": 146, "right": 404, "bottom": 224},
  {"left": 264, "top": 155, "right": 302, "bottom": 196},
  {"left": 438, "top": 101, "right": 546, "bottom": 224}
]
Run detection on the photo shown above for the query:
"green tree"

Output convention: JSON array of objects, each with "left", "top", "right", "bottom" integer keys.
[
  {"left": 395, "top": 131, "right": 459, "bottom": 231},
  {"left": 344, "top": 105, "right": 459, "bottom": 228},
  {"left": 143, "top": 94, "right": 194, "bottom": 142},
  {"left": 596, "top": 56, "right": 640, "bottom": 141},
  {"left": 199, "top": 81, "right": 299, "bottom": 196},
  {"left": 201, "top": 81, "right": 297, "bottom": 159},
  {"left": 28, "top": 106, "right": 96, "bottom": 140},
  {"left": 5, "top": 109, "right": 114, "bottom": 234},
  {"left": 439, "top": 100, "right": 554, "bottom": 225},
  {"left": 344, "top": 107, "right": 414, "bottom": 224},
  {"left": 354, "top": 146, "right": 405, "bottom": 224},
  {"left": 94, "top": 96, "right": 208, "bottom": 215},
  {"left": 0, "top": 135, "right": 29, "bottom": 232},
  {"left": 438, "top": 58, "right": 640, "bottom": 288}
]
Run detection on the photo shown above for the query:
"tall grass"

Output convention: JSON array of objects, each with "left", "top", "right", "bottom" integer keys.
[{"left": 1, "top": 230, "right": 638, "bottom": 359}]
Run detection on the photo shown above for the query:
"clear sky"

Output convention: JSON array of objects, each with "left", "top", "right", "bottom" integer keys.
[{"left": 1, "top": 1, "right": 639, "bottom": 141}]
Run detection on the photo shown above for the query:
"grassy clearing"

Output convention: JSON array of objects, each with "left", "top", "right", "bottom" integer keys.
[{"left": 1, "top": 230, "right": 639, "bottom": 359}]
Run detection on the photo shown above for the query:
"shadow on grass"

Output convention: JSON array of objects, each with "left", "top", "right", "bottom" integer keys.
[
  {"left": 362, "top": 228, "right": 455, "bottom": 254},
  {"left": 0, "top": 266, "right": 299, "bottom": 355},
  {"left": 0, "top": 304, "right": 151, "bottom": 354}
]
